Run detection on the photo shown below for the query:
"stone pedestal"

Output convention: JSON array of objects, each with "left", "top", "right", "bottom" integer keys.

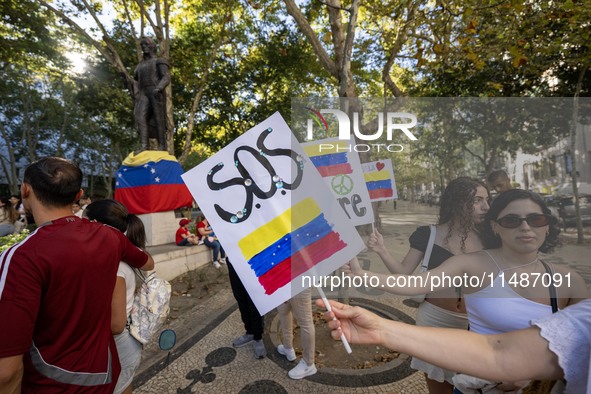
[{"left": 138, "top": 210, "right": 179, "bottom": 246}]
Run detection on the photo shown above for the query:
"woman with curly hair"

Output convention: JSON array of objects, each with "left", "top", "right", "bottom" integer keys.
[
  {"left": 366, "top": 177, "right": 490, "bottom": 394},
  {"left": 349, "top": 188, "right": 588, "bottom": 393}
]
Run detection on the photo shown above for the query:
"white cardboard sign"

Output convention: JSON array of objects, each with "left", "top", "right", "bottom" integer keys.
[
  {"left": 362, "top": 159, "right": 398, "bottom": 202},
  {"left": 182, "top": 112, "right": 364, "bottom": 315},
  {"left": 301, "top": 138, "right": 374, "bottom": 226}
]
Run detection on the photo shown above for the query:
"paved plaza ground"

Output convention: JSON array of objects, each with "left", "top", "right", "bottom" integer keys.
[{"left": 134, "top": 201, "right": 591, "bottom": 393}]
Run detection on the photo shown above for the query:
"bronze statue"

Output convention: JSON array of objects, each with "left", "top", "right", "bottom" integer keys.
[{"left": 133, "top": 37, "right": 170, "bottom": 151}]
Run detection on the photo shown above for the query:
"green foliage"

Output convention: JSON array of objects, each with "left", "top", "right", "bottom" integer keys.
[
  {"left": 1, "top": 0, "right": 588, "bottom": 194},
  {"left": 181, "top": 149, "right": 209, "bottom": 172},
  {"left": 0, "top": 34, "right": 138, "bottom": 194},
  {"left": 413, "top": 0, "right": 590, "bottom": 97},
  {"left": 0, "top": 229, "right": 30, "bottom": 253},
  {"left": 0, "top": 0, "right": 59, "bottom": 66},
  {"left": 171, "top": 0, "right": 332, "bottom": 155},
  {"left": 403, "top": 0, "right": 589, "bottom": 179}
]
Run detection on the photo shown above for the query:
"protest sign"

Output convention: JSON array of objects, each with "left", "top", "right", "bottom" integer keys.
[
  {"left": 362, "top": 159, "right": 398, "bottom": 202},
  {"left": 182, "top": 112, "right": 364, "bottom": 315},
  {"left": 302, "top": 138, "right": 374, "bottom": 226}
]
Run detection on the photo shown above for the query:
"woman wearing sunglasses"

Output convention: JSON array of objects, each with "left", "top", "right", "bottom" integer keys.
[
  {"left": 346, "top": 189, "right": 588, "bottom": 392},
  {"left": 367, "top": 177, "right": 491, "bottom": 394}
]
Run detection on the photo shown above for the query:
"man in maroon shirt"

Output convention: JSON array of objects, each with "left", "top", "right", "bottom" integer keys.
[{"left": 0, "top": 157, "right": 154, "bottom": 393}]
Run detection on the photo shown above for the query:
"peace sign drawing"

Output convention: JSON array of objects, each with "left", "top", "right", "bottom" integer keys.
[{"left": 331, "top": 174, "right": 354, "bottom": 195}]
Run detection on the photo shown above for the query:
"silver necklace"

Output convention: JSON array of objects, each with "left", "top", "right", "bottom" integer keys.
[{"left": 501, "top": 254, "right": 539, "bottom": 271}]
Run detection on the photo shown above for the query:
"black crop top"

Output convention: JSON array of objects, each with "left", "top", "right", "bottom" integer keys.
[{"left": 408, "top": 225, "right": 454, "bottom": 269}]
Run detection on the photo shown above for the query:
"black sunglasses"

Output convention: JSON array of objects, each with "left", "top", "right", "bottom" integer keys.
[{"left": 495, "top": 213, "right": 554, "bottom": 229}]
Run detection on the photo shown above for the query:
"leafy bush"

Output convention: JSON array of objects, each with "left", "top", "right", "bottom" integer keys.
[{"left": 0, "top": 230, "right": 30, "bottom": 253}]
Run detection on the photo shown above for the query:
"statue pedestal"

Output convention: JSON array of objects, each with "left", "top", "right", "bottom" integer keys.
[{"left": 138, "top": 211, "right": 179, "bottom": 246}]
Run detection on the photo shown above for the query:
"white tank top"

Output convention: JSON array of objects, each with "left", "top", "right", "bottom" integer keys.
[{"left": 464, "top": 251, "right": 554, "bottom": 334}]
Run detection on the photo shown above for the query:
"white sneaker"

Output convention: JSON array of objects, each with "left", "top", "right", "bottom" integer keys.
[
  {"left": 288, "top": 359, "right": 317, "bottom": 379},
  {"left": 277, "top": 345, "right": 296, "bottom": 361},
  {"left": 219, "top": 257, "right": 226, "bottom": 264},
  {"left": 213, "top": 261, "right": 221, "bottom": 269}
]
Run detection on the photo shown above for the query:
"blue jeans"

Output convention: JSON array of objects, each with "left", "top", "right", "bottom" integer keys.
[
  {"left": 177, "top": 238, "right": 191, "bottom": 246},
  {"left": 204, "top": 237, "right": 225, "bottom": 261}
]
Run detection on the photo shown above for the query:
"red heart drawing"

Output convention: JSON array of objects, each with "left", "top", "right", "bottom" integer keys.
[{"left": 376, "top": 162, "right": 385, "bottom": 171}]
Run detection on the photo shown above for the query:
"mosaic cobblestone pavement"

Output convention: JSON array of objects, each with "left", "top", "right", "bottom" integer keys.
[
  {"left": 134, "top": 296, "right": 429, "bottom": 394},
  {"left": 135, "top": 201, "right": 591, "bottom": 393}
]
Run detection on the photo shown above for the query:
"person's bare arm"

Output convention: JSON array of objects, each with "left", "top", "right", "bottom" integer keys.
[
  {"left": 0, "top": 355, "right": 23, "bottom": 394},
  {"left": 318, "top": 299, "right": 563, "bottom": 383},
  {"left": 181, "top": 232, "right": 196, "bottom": 240},
  {"left": 343, "top": 254, "right": 470, "bottom": 296},
  {"left": 197, "top": 226, "right": 211, "bottom": 237},
  {"left": 111, "top": 277, "right": 128, "bottom": 334},
  {"left": 368, "top": 229, "right": 423, "bottom": 275}
]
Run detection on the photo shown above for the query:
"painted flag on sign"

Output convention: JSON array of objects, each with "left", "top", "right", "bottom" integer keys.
[
  {"left": 362, "top": 159, "right": 398, "bottom": 201},
  {"left": 304, "top": 142, "right": 353, "bottom": 177},
  {"left": 238, "top": 198, "right": 347, "bottom": 295}
]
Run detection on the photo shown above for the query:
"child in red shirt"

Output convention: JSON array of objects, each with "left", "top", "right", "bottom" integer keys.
[{"left": 176, "top": 218, "right": 199, "bottom": 246}]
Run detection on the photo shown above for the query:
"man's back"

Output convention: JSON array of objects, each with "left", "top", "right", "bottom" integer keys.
[{"left": 0, "top": 216, "right": 148, "bottom": 393}]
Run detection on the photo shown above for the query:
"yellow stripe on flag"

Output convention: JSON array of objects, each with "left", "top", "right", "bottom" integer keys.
[
  {"left": 302, "top": 142, "right": 349, "bottom": 157},
  {"left": 238, "top": 198, "right": 321, "bottom": 260},
  {"left": 364, "top": 170, "right": 390, "bottom": 182},
  {"left": 122, "top": 151, "right": 178, "bottom": 166}
]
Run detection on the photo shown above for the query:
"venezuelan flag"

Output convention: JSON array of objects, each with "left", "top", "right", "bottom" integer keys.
[
  {"left": 364, "top": 168, "right": 394, "bottom": 199},
  {"left": 238, "top": 198, "right": 347, "bottom": 295},
  {"left": 302, "top": 142, "right": 352, "bottom": 177},
  {"left": 114, "top": 151, "right": 193, "bottom": 214}
]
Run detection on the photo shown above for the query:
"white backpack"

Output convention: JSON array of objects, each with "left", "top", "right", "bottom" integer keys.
[{"left": 129, "top": 270, "right": 172, "bottom": 345}]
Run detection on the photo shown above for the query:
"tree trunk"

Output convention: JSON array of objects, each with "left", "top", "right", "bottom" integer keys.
[
  {"left": 0, "top": 122, "right": 20, "bottom": 193},
  {"left": 570, "top": 67, "right": 586, "bottom": 244}
]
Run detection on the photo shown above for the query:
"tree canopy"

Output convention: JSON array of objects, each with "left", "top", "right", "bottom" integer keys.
[{"left": 0, "top": 0, "right": 588, "bottom": 195}]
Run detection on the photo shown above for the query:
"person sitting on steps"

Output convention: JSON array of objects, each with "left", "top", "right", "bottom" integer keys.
[
  {"left": 195, "top": 213, "right": 226, "bottom": 269},
  {"left": 176, "top": 218, "right": 199, "bottom": 246}
]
